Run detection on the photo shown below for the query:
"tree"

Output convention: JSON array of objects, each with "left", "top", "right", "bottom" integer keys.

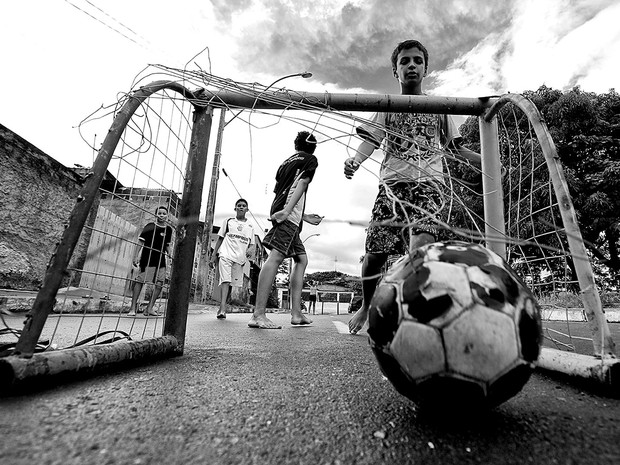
[
  {"left": 304, "top": 270, "right": 362, "bottom": 294},
  {"left": 457, "top": 86, "right": 620, "bottom": 288}
]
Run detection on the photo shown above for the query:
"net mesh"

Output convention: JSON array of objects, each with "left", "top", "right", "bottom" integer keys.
[{"left": 0, "top": 66, "right": 609, "bottom": 357}]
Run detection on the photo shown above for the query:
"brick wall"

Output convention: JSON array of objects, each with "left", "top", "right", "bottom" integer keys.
[{"left": 0, "top": 123, "right": 96, "bottom": 289}]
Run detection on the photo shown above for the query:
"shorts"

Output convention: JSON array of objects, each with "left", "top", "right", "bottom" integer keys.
[
  {"left": 365, "top": 182, "right": 454, "bottom": 255},
  {"left": 308, "top": 295, "right": 317, "bottom": 302},
  {"left": 218, "top": 256, "right": 244, "bottom": 286},
  {"left": 134, "top": 266, "right": 166, "bottom": 285},
  {"left": 263, "top": 220, "right": 306, "bottom": 258}
]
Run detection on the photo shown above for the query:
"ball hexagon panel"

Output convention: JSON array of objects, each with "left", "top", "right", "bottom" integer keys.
[
  {"left": 368, "top": 283, "right": 400, "bottom": 348},
  {"left": 409, "top": 261, "right": 473, "bottom": 326},
  {"left": 443, "top": 304, "right": 519, "bottom": 381},
  {"left": 390, "top": 321, "right": 445, "bottom": 380},
  {"left": 432, "top": 242, "right": 493, "bottom": 267},
  {"left": 516, "top": 295, "right": 543, "bottom": 362},
  {"left": 383, "top": 252, "right": 424, "bottom": 285}
]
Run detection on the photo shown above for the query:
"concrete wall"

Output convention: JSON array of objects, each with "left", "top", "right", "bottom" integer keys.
[{"left": 0, "top": 124, "right": 95, "bottom": 290}]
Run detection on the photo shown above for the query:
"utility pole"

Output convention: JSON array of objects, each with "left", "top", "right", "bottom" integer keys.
[{"left": 200, "top": 108, "right": 226, "bottom": 303}]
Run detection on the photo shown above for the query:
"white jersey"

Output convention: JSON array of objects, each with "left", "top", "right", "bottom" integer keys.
[{"left": 217, "top": 217, "right": 255, "bottom": 264}]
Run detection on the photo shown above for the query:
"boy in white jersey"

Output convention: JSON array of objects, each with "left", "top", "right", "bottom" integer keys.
[{"left": 210, "top": 198, "right": 255, "bottom": 319}]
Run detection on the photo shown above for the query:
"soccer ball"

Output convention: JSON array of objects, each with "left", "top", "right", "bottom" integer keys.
[{"left": 368, "top": 241, "right": 542, "bottom": 410}]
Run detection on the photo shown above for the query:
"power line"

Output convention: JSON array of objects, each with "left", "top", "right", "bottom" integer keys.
[
  {"left": 84, "top": 0, "right": 144, "bottom": 39},
  {"left": 64, "top": 0, "right": 148, "bottom": 48}
]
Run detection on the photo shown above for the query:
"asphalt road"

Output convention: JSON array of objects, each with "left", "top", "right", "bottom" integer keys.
[{"left": 1, "top": 310, "right": 619, "bottom": 465}]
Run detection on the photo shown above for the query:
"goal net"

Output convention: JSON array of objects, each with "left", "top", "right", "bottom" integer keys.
[{"left": 1, "top": 65, "right": 616, "bottom": 389}]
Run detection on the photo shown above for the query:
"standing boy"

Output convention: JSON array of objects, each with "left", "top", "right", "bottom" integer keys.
[
  {"left": 307, "top": 281, "right": 318, "bottom": 314},
  {"left": 248, "top": 131, "right": 323, "bottom": 329},
  {"left": 128, "top": 206, "right": 173, "bottom": 317},
  {"left": 344, "top": 39, "right": 482, "bottom": 334},
  {"left": 210, "top": 198, "right": 255, "bottom": 319}
]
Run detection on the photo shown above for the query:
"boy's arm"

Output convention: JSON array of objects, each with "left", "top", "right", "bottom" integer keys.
[
  {"left": 302, "top": 213, "right": 324, "bottom": 225},
  {"left": 449, "top": 139, "right": 508, "bottom": 178},
  {"left": 245, "top": 243, "right": 256, "bottom": 262},
  {"left": 271, "top": 176, "right": 311, "bottom": 223},
  {"left": 344, "top": 139, "right": 376, "bottom": 179},
  {"left": 449, "top": 140, "right": 482, "bottom": 165},
  {"left": 133, "top": 238, "right": 145, "bottom": 266},
  {"left": 210, "top": 236, "right": 224, "bottom": 266}
]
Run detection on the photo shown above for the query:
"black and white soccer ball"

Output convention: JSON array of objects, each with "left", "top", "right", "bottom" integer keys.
[{"left": 368, "top": 241, "right": 542, "bottom": 410}]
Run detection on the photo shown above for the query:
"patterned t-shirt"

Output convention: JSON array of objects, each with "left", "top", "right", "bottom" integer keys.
[
  {"left": 217, "top": 217, "right": 255, "bottom": 265},
  {"left": 270, "top": 151, "right": 318, "bottom": 229},
  {"left": 357, "top": 112, "right": 461, "bottom": 185}
]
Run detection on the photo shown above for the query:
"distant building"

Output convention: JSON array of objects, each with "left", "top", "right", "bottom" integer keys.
[{"left": 0, "top": 123, "right": 264, "bottom": 304}]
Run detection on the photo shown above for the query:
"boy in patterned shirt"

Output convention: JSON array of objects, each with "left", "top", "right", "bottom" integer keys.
[{"left": 344, "top": 39, "right": 482, "bottom": 334}]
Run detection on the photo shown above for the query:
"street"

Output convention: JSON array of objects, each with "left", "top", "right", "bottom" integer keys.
[{"left": 1, "top": 309, "right": 619, "bottom": 465}]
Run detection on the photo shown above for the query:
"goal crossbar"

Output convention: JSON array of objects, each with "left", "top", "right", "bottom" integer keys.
[{"left": 3, "top": 79, "right": 616, "bottom": 393}]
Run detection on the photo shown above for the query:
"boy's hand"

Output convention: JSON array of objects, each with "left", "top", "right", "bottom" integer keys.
[
  {"left": 304, "top": 213, "right": 324, "bottom": 225},
  {"left": 344, "top": 157, "right": 360, "bottom": 179},
  {"left": 270, "top": 209, "right": 289, "bottom": 223}
]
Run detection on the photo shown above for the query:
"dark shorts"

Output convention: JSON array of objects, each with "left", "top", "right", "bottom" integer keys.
[
  {"left": 308, "top": 295, "right": 317, "bottom": 302},
  {"left": 263, "top": 220, "right": 306, "bottom": 258},
  {"left": 134, "top": 266, "right": 166, "bottom": 284},
  {"left": 365, "top": 182, "right": 454, "bottom": 255}
]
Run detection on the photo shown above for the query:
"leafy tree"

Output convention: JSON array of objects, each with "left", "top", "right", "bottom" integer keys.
[
  {"left": 457, "top": 86, "right": 620, "bottom": 288},
  {"left": 304, "top": 270, "right": 362, "bottom": 294}
]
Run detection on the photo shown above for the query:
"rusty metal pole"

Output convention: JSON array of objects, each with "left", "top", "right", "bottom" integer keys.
[{"left": 164, "top": 104, "right": 213, "bottom": 349}]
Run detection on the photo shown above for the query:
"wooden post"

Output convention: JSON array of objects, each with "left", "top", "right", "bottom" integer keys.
[{"left": 163, "top": 105, "right": 213, "bottom": 349}]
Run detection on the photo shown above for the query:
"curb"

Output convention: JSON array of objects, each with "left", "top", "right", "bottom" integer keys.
[
  {"left": 536, "top": 347, "right": 619, "bottom": 392},
  {"left": 541, "top": 307, "right": 620, "bottom": 323},
  {"left": 0, "top": 295, "right": 267, "bottom": 315}
]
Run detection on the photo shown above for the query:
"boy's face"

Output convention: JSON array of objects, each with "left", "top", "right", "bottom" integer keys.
[
  {"left": 235, "top": 202, "right": 248, "bottom": 216},
  {"left": 156, "top": 208, "right": 168, "bottom": 222},
  {"left": 394, "top": 47, "right": 426, "bottom": 88}
]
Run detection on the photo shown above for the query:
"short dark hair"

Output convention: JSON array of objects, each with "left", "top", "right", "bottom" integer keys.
[
  {"left": 155, "top": 205, "right": 168, "bottom": 214},
  {"left": 391, "top": 40, "right": 429, "bottom": 74},
  {"left": 294, "top": 131, "right": 317, "bottom": 154},
  {"left": 235, "top": 198, "right": 248, "bottom": 207}
]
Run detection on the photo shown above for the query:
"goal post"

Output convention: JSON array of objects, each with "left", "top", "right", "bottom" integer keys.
[
  {"left": 1, "top": 81, "right": 213, "bottom": 389},
  {"left": 483, "top": 93, "right": 616, "bottom": 358},
  {"left": 1, "top": 75, "right": 616, "bottom": 391}
]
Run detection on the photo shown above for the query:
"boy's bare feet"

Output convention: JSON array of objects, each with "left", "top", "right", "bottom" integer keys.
[
  {"left": 127, "top": 310, "right": 136, "bottom": 316},
  {"left": 248, "top": 315, "right": 282, "bottom": 329},
  {"left": 348, "top": 306, "right": 369, "bottom": 334},
  {"left": 291, "top": 314, "right": 312, "bottom": 325}
]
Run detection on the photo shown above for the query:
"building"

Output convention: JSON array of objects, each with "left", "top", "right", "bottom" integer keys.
[{"left": 0, "top": 123, "right": 263, "bottom": 305}]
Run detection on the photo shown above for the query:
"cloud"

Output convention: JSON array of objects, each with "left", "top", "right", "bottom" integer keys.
[
  {"left": 213, "top": 0, "right": 617, "bottom": 97},
  {"left": 209, "top": 0, "right": 253, "bottom": 23},
  {"left": 223, "top": 0, "right": 516, "bottom": 93},
  {"left": 433, "top": 0, "right": 620, "bottom": 95}
]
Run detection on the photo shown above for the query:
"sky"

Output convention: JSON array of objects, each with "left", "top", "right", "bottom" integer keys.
[{"left": 1, "top": 0, "right": 619, "bottom": 276}]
